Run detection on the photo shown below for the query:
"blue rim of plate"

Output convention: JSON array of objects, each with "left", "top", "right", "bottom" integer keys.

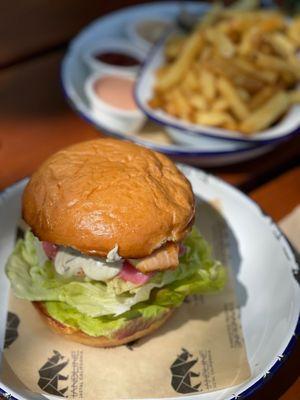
[
  {"left": 60, "top": 56, "right": 277, "bottom": 158},
  {"left": 0, "top": 174, "right": 299, "bottom": 400},
  {"left": 60, "top": 0, "right": 280, "bottom": 157},
  {"left": 133, "top": 10, "right": 300, "bottom": 145}
]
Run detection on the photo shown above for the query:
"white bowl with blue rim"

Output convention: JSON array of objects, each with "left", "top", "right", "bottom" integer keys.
[
  {"left": 60, "top": 1, "right": 279, "bottom": 167},
  {"left": 134, "top": 19, "right": 300, "bottom": 145},
  {"left": 0, "top": 164, "right": 299, "bottom": 399}
]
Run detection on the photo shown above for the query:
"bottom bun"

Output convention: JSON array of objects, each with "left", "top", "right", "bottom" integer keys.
[{"left": 33, "top": 302, "right": 174, "bottom": 347}]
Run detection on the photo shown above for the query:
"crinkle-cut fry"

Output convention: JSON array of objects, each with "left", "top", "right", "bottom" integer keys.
[
  {"left": 233, "top": 58, "right": 278, "bottom": 84},
  {"left": 248, "top": 86, "right": 279, "bottom": 111},
  {"left": 266, "top": 32, "right": 296, "bottom": 59},
  {"left": 217, "top": 77, "right": 249, "bottom": 121},
  {"left": 195, "top": 111, "right": 236, "bottom": 129},
  {"left": 156, "top": 32, "right": 203, "bottom": 91},
  {"left": 240, "top": 91, "right": 289, "bottom": 133},
  {"left": 288, "top": 90, "right": 300, "bottom": 105},
  {"left": 199, "top": 68, "right": 217, "bottom": 101},
  {"left": 255, "top": 53, "right": 300, "bottom": 80}
]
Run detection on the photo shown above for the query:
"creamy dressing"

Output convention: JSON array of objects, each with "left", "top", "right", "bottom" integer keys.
[
  {"left": 94, "top": 76, "right": 137, "bottom": 111},
  {"left": 53, "top": 247, "right": 123, "bottom": 282}
]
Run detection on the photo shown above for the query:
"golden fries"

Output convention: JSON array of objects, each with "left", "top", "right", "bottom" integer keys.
[
  {"left": 155, "top": 32, "right": 203, "bottom": 91},
  {"left": 288, "top": 91, "right": 300, "bottom": 105},
  {"left": 240, "top": 91, "right": 289, "bottom": 133},
  {"left": 199, "top": 68, "right": 217, "bottom": 101},
  {"left": 149, "top": 7, "right": 300, "bottom": 135}
]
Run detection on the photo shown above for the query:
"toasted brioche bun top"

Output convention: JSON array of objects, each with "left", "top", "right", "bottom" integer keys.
[{"left": 23, "top": 139, "right": 195, "bottom": 258}]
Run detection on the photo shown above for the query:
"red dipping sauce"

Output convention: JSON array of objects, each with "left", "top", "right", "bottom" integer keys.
[{"left": 94, "top": 51, "right": 140, "bottom": 67}]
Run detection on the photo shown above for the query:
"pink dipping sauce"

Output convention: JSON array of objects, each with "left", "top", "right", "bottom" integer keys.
[{"left": 94, "top": 76, "right": 137, "bottom": 111}]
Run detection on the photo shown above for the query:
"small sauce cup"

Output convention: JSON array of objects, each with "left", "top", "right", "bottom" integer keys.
[
  {"left": 85, "top": 72, "right": 146, "bottom": 133},
  {"left": 82, "top": 39, "right": 146, "bottom": 77}
]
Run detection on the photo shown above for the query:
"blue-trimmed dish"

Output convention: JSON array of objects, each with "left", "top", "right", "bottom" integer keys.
[
  {"left": 0, "top": 167, "right": 299, "bottom": 399},
  {"left": 60, "top": 1, "right": 278, "bottom": 167},
  {"left": 134, "top": 9, "right": 300, "bottom": 145}
]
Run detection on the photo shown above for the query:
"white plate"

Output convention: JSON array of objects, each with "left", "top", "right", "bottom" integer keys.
[
  {"left": 135, "top": 12, "right": 300, "bottom": 144},
  {"left": 0, "top": 168, "right": 299, "bottom": 400},
  {"left": 61, "top": 1, "right": 277, "bottom": 166}
]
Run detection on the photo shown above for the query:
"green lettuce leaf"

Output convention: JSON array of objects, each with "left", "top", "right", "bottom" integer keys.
[
  {"left": 44, "top": 301, "right": 168, "bottom": 338},
  {"left": 6, "top": 228, "right": 226, "bottom": 319}
]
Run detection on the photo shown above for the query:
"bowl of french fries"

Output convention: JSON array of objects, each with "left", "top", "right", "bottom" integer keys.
[{"left": 136, "top": 3, "right": 300, "bottom": 142}]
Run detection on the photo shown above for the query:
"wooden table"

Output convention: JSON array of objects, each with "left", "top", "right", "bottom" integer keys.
[{"left": 0, "top": 2, "right": 299, "bottom": 399}]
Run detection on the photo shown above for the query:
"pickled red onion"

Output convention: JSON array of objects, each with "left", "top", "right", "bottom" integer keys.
[
  {"left": 42, "top": 242, "right": 58, "bottom": 260},
  {"left": 119, "top": 261, "right": 153, "bottom": 285}
]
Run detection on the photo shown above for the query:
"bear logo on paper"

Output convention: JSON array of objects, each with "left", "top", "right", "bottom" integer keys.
[
  {"left": 4, "top": 312, "right": 20, "bottom": 349},
  {"left": 38, "top": 350, "right": 69, "bottom": 397},
  {"left": 170, "top": 348, "right": 201, "bottom": 394}
]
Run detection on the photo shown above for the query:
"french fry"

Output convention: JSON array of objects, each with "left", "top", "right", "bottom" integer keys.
[
  {"left": 233, "top": 58, "right": 278, "bottom": 84},
  {"left": 165, "top": 35, "right": 186, "bottom": 61},
  {"left": 181, "top": 70, "right": 199, "bottom": 92},
  {"left": 172, "top": 89, "right": 192, "bottom": 119},
  {"left": 256, "top": 14, "right": 285, "bottom": 33},
  {"left": 255, "top": 53, "right": 300, "bottom": 80},
  {"left": 211, "top": 98, "right": 229, "bottom": 112},
  {"left": 149, "top": 7, "right": 300, "bottom": 135},
  {"left": 217, "top": 77, "right": 249, "bottom": 120},
  {"left": 248, "top": 86, "right": 279, "bottom": 111},
  {"left": 238, "top": 28, "right": 260, "bottom": 56},
  {"left": 237, "top": 88, "right": 251, "bottom": 102},
  {"left": 288, "top": 91, "right": 300, "bottom": 105},
  {"left": 190, "top": 95, "right": 208, "bottom": 111},
  {"left": 206, "top": 56, "right": 264, "bottom": 93},
  {"left": 199, "top": 68, "right": 217, "bottom": 101},
  {"left": 195, "top": 111, "right": 236, "bottom": 130},
  {"left": 266, "top": 32, "right": 296, "bottom": 59},
  {"left": 240, "top": 91, "right": 289, "bottom": 133},
  {"left": 156, "top": 32, "right": 203, "bottom": 91},
  {"left": 206, "top": 29, "right": 236, "bottom": 58},
  {"left": 287, "top": 17, "right": 300, "bottom": 46},
  {"left": 148, "top": 95, "right": 164, "bottom": 109},
  {"left": 197, "top": 2, "right": 223, "bottom": 29}
]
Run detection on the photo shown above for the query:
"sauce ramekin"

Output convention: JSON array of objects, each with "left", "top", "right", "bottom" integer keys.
[
  {"left": 82, "top": 38, "right": 146, "bottom": 77},
  {"left": 85, "top": 72, "right": 146, "bottom": 133}
]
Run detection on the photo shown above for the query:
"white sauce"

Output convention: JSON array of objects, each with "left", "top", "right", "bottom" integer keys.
[
  {"left": 106, "top": 244, "right": 122, "bottom": 263},
  {"left": 54, "top": 246, "right": 123, "bottom": 282}
]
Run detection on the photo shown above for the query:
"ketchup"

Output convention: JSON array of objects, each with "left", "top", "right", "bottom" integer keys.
[{"left": 94, "top": 51, "right": 140, "bottom": 67}]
